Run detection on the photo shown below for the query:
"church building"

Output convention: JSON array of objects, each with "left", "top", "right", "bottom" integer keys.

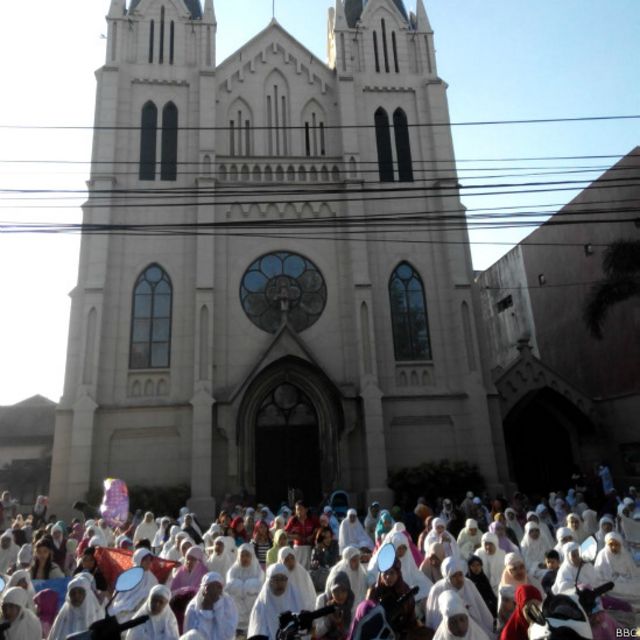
[{"left": 49, "top": 0, "right": 510, "bottom": 518}]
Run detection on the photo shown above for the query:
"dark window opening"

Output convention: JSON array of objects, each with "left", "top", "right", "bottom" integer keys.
[
  {"left": 130, "top": 264, "right": 172, "bottom": 369},
  {"left": 169, "top": 21, "right": 175, "bottom": 65},
  {"left": 320, "top": 123, "right": 326, "bottom": 156},
  {"left": 375, "top": 108, "right": 394, "bottom": 182},
  {"left": 373, "top": 32, "right": 380, "bottom": 73},
  {"left": 139, "top": 101, "right": 157, "bottom": 181},
  {"left": 392, "top": 31, "right": 399, "bottom": 73},
  {"left": 393, "top": 108, "right": 413, "bottom": 182},
  {"left": 230, "top": 121, "right": 235, "bottom": 156},
  {"left": 381, "top": 19, "right": 390, "bottom": 73},
  {"left": 148, "top": 20, "right": 155, "bottom": 63},
  {"left": 389, "top": 262, "right": 432, "bottom": 361},
  {"left": 497, "top": 295, "right": 514, "bottom": 313},
  {"left": 161, "top": 102, "right": 178, "bottom": 181},
  {"left": 305, "top": 123, "right": 311, "bottom": 157},
  {"left": 159, "top": 6, "right": 165, "bottom": 64}
]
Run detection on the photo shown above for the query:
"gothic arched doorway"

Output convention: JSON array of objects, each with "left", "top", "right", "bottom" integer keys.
[
  {"left": 237, "top": 356, "right": 343, "bottom": 507},
  {"left": 255, "top": 383, "right": 322, "bottom": 507},
  {"left": 503, "top": 387, "right": 594, "bottom": 496}
]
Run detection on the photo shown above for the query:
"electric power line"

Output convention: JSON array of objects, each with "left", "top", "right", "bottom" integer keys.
[{"left": 0, "top": 114, "right": 638, "bottom": 131}]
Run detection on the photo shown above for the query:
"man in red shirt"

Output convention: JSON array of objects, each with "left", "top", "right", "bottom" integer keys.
[{"left": 284, "top": 500, "right": 319, "bottom": 570}]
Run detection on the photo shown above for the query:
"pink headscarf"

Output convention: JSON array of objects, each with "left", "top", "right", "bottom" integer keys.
[{"left": 169, "top": 546, "right": 208, "bottom": 592}]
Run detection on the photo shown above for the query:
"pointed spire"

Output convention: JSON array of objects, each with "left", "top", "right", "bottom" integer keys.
[
  {"left": 108, "top": 0, "right": 125, "bottom": 18},
  {"left": 344, "top": 0, "right": 363, "bottom": 28},
  {"left": 203, "top": 0, "right": 216, "bottom": 24},
  {"left": 334, "top": 0, "right": 347, "bottom": 29},
  {"left": 416, "top": 0, "right": 432, "bottom": 32}
]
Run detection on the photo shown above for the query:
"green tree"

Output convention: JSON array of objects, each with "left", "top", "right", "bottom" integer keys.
[{"left": 584, "top": 240, "right": 640, "bottom": 339}]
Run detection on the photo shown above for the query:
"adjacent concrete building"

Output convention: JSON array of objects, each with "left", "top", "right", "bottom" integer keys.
[
  {"left": 49, "top": 0, "right": 513, "bottom": 518},
  {"left": 0, "top": 395, "right": 56, "bottom": 505},
  {"left": 478, "top": 148, "right": 640, "bottom": 492}
]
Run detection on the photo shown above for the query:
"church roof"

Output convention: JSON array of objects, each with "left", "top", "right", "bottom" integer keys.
[
  {"left": 345, "top": 0, "right": 409, "bottom": 28},
  {"left": 0, "top": 395, "right": 56, "bottom": 440},
  {"left": 128, "top": 0, "right": 203, "bottom": 19}
]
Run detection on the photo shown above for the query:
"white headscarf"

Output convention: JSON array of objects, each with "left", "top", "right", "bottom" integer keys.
[
  {"left": 595, "top": 516, "right": 614, "bottom": 549},
  {"left": 595, "top": 532, "right": 639, "bottom": 582},
  {"left": 552, "top": 542, "right": 598, "bottom": 595},
  {"left": 474, "top": 532, "right": 505, "bottom": 594},
  {"left": 183, "top": 572, "right": 238, "bottom": 640},
  {"left": 424, "top": 518, "right": 460, "bottom": 559},
  {"left": 165, "top": 531, "right": 190, "bottom": 562},
  {"left": 152, "top": 518, "right": 172, "bottom": 551},
  {"left": 424, "top": 557, "right": 494, "bottom": 636},
  {"left": 520, "top": 522, "right": 549, "bottom": 574},
  {"left": 531, "top": 506, "right": 556, "bottom": 549},
  {"left": 0, "top": 587, "right": 43, "bottom": 640},
  {"left": 15, "top": 544, "right": 32, "bottom": 568},
  {"left": 456, "top": 519, "right": 482, "bottom": 560},
  {"left": 277, "top": 547, "right": 316, "bottom": 611},
  {"left": 225, "top": 544, "right": 264, "bottom": 630},
  {"left": 126, "top": 584, "right": 180, "bottom": 640},
  {"left": 338, "top": 509, "right": 373, "bottom": 553},
  {"left": 207, "top": 537, "right": 234, "bottom": 577},
  {"left": 433, "top": 590, "right": 491, "bottom": 640},
  {"left": 248, "top": 564, "right": 302, "bottom": 640},
  {"left": 49, "top": 576, "right": 104, "bottom": 640},
  {"left": 554, "top": 527, "right": 576, "bottom": 558},
  {"left": 390, "top": 533, "right": 433, "bottom": 601},
  {"left": 504, "top": 509, "right": 524, "bottom": 542},
  {"left": 227, "top": 543, "right": 263, "bottom": 582},
  {"left": 325, "top": 546, "right": 369, "bottom": 614},
  {"left": 0, "top": 530, "right": 19, "bottom": 573},
  {"left": 111, "top": 549, "right": 159, "bottom": 619},
  {"left": 566, "top": 513, "right": 587, "bottom": 544},
  {"left": 6, "top": 570, "right": 36, "bottom": 613},
  {"left": 134, "top": 513, "right": 159, "bottom": 545},
  {"left": 581, "top": 510, "right": 598, "bottom": 537}
]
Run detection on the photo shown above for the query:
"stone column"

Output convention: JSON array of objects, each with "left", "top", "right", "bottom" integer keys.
[
  {"left": 360, "top": 383, "right": 393, "bottom": 506},
  {"left": 188, "top": 389, "right": 217, "bottom": 523},
  {"left": 66, "top": 393, "right": 98, "bottom": 503}
]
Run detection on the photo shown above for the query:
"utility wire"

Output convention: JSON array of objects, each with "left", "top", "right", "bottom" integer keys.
[{"left": 0, "top": 114, "right": 638, "bottom": 131}]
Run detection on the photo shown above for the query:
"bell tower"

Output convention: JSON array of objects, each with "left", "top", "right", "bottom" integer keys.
[{"left": 49, "top": 0, "right": 220, "bottom": 519}]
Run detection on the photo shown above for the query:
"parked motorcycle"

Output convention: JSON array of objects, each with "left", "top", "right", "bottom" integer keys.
[{"left": 529, "top": 537, "right": 615, "bottom": 640}]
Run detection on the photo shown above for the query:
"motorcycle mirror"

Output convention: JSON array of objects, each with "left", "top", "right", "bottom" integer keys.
[
  {"left": 377, "top": 543, "right": 396, "bottom": 572},
  {"left": 524, "top": 601, "right": 546, "bottom": 626},
  {"left": 579, "top": 536, "right": 598, "bottom": 563},
  {"left": 115, "top": 567, "right": 145, "bottom": 592},
  {"left": 0, "top": 576, "right": 5, "bottom": 592}
]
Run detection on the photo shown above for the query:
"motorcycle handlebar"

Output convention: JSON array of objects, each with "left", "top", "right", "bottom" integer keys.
[
  {"left": 591, "top": 582, "right": 615, "bottom": 598},
  {"left": 396, "top": 586, "right": 420, "bottom": 607},
  {"left": 279, "top": 605, "right": 337, "bottom": 634},
  {"left": 66, "top": 614, "right": 150, "bottom": 640},
  {"left": 117, "top": 615, "right": 150, "bottom": 633}
]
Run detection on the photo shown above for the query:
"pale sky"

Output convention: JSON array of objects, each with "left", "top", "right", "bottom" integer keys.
[{"left": 0, "top": 0, "right": 638, "bottom": 405}]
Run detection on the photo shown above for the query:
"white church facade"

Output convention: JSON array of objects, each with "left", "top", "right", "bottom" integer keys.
[{"left": 49, "top": 0, "right": 511, "bottom": 518}]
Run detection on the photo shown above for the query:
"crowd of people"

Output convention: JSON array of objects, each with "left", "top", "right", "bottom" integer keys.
[{"left": 0, "top": 474, "right": 637, "bottom": 640}]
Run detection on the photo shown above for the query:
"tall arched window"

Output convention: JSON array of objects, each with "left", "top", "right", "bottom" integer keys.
[
  {"left": 389, "top": 262, "right": 431, "bottom": 360},
  {"left": 393, "top": 108, "right": 413, "bottom": 182},
  {"left": 139, "top": 101, "right": 158, "bottom": 181},
  {"left": 161, "top": 102, "right": 178, "bottom": 181},
  {"left": 375, "top": 108, "right": 394, "bottom": 182},
  {"left": 130, "top": 264, "right": 172, "bottom": 369}
]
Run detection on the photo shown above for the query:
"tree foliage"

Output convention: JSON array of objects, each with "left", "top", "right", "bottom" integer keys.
[
  {"left": 387, "top": 459, "right": 485, "bottom": 508},
  {"left": 584, "top": 240, "right": 640, "bottom": 339}
]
